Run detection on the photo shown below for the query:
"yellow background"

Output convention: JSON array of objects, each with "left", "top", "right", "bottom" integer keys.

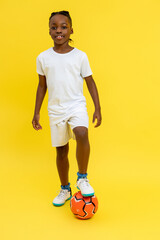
[{"left": 1, "top": 0, "right": 160, "bottom": 239}]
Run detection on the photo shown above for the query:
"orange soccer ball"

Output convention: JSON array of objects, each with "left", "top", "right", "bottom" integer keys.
[{"left": 70, "top": 191, "right": 98, "bottom": 219}]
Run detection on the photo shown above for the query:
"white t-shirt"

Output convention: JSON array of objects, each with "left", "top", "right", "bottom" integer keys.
[{"left": 36, "top": 47, "right": 93, "bottom": 124}]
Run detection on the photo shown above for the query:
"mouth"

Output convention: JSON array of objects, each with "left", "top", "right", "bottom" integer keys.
[{"left": 55, "top": 35, "right": 64, "bottom": 40}]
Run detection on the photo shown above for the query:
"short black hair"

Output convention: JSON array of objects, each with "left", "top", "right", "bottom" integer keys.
[{"left": 49, "top": 10, "right": 72, "bottom": 27}]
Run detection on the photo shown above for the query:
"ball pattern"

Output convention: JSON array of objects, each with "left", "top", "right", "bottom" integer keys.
[{"left": 70, "top": 191, "right": 98, "bottom": 219}]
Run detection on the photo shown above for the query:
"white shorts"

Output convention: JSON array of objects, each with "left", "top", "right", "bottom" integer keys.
[{"left": 49, "top": 111, "right": 89, "bottom": 147}]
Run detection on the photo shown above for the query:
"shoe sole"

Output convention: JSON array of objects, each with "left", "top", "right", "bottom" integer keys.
[
  {"left": 52, "top": 195, "right": 72, "bottom": 207},
  {"left": 77, "top": 186, "right": 95, "bottom": 197}
]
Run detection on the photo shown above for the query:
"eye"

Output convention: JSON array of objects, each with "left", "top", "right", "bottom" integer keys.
[
  {"left": 62, "top": 26, "right": 67, "bottom": 29},
  {"left": 51, "top": 27, "right": 56, "bottom": 30}
]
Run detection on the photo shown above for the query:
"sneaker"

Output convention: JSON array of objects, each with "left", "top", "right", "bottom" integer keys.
[
  {"left": 52, "top": 188, "right": 72, "bottom": 206},
  {"left": 76, "top": 178, "right": 95, "bottom": 197}
]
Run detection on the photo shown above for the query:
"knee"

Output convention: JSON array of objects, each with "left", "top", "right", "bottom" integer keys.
[
  {"left": 56, "top": 144, "right": 69, "bottom": 160},
  {"left": 73, "top": 127, "right": 88, "bottom": 142}
]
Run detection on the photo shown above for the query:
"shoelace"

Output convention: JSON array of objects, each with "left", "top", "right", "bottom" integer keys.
[
  {"left": 57, "top": 189, "right": 68, "bottom": 199},
  {"left": 77, "top": 178, "right": 90, "bottom": 189}
]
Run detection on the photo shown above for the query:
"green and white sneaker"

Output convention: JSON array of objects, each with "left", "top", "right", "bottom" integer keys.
[
  {"left": 76, "top": 178, "right": 95, "bottom": 197},
  {"left": 52, "top": 188, "right": 72, "bottom": 206}
]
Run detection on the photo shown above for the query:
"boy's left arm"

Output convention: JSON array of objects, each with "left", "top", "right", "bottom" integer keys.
[{"left": 84, "top": 75, "right": 102, "bottom": 127}]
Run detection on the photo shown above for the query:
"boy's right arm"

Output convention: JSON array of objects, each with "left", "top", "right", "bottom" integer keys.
[{"left": 32, "top": 74, "right": 47, "bottom": 131}]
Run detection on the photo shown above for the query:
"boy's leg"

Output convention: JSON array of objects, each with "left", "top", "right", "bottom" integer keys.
[
  {"left": 73, "top": 126, "right": 90, "bottom": 174},
  {"left": 56, "top": 143, "right": 69, "bottom": 186},
  {"left": 73, "top": 126, "right": 94, "bottom": 196},
  {"left": 53, "top": 143, "right": 72, "bottom": 206}
]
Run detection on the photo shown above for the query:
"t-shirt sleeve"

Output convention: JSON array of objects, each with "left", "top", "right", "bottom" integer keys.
[
  {"left": 36, "top": 55, "right": 45, "bottom": 76},
  {"left": 81, "top": 53, "right": 93, "bottom": 78}
]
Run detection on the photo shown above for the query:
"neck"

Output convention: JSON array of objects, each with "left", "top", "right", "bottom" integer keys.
[{"left": 53, "top": 42, "right": 73, "bottom": 53}]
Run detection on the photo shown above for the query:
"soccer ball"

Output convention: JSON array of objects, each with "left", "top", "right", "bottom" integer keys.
[{"left": 70, "top": 191, "right": 98, "bottom": 219}]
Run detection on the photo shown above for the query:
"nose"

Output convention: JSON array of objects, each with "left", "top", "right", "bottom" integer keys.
[{"left": 56, "top": 27, "right": 62, "bottom": 33}]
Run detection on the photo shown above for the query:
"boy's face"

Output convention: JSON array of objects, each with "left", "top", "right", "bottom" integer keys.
[{"left": 49, "top": 14, "right": 73, "bottom": 45}]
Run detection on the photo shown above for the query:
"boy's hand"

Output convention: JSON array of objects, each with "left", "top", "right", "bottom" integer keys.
[
  {"left": 92, "top": 109, "right": 102, "bottom": 127},
  {"left": 32, "top": 114, "right": 42, "bottom": 130}
]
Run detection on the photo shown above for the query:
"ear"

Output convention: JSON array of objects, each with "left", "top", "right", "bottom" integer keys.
[{"left": 70, "top": 28, "right": 73, "bottom": 34}]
